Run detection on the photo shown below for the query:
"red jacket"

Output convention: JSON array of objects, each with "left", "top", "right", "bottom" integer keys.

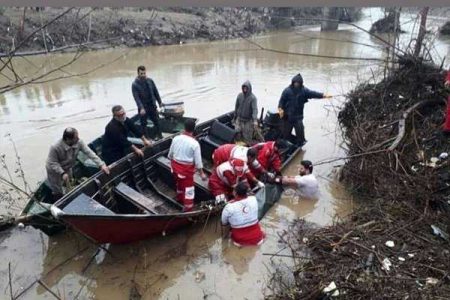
[
  {"left": 208, "top": 161, "right": 257, "bottom": 196},
  {"left": 252, "top": 142, "right": 282, "bottom": 173},
  {"left": 212, "top": 144, "right": 235, "bottom": 167}
]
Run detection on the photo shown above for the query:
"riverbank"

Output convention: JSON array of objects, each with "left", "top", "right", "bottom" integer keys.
[
  {"left": 0, "top": 7, "right": 362, "bottom": 55},
  {"left": 267, "top": 57, "right": 450, "bottom": 299}
]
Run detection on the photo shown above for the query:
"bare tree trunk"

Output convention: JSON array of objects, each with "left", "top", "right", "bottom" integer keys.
[
  {"left": 414, "top": 7, "right": 429, "bottom": 57},
  {"left": 390, "top": 7, "right": 400, "bottom": 71},
  {"left": 87, "top": 13, "right": 92, "bottom": 42},
  {"left": 18, "top": 7, "right": 27, "bottom": 41},
  {"left": 39, "top": 9, "right": 48, "bottom": 53}
]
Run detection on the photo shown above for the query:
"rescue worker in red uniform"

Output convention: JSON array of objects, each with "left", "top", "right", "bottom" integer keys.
[
  {"left": 212, "top": 144, "right": 264, "bottom": 174},
  {"left": 208, "top": 158, "right": 264, "bottom": 204},
  {"left": 250, "top": 140, "right": 283, "bottom": 179},
  {"left": 168, "top": 119, "right": 207, "bottom": 211},
  {"left": 221, "top": 181, "right": 265, "bottom": 247}
]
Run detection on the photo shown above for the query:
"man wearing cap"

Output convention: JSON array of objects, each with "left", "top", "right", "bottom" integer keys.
[
  {"left": 46, "top": 127, "right": 110, "bottom": 200},
  {"left": 168, "top": 119, "right": 207, "bottom": 212},
  {"left": 278, "top": 74, "right": 332, "bottom": 147},
  {"left": 221, "top": 181, "right": 265, "bottom": 247},
  {"left": 275, "top": 160, "right": 319, "bottom": 198},
  {"left": 208, "top": 158, "right": 264, "bottom": 204},
  {"left": 132, "top": 65, "right": 164, "bottom": 139}
]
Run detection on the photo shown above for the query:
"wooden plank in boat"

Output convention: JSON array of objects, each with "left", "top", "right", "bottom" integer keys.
[
  {"left": 114, "top": 182, "right": 167, "bottom": 214},
  {"left": 155, "top": 156, "right": 210, "bottom": 191},
  {"left": 63, "top": 193, "right": 115, "bottom": 216}
]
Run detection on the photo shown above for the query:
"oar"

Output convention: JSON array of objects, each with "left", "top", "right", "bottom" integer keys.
[{"left": 162, "top": 101, "right": 184, "bottom": 106}]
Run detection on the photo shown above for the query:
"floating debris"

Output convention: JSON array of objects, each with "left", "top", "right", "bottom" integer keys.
[{"left": 194, "top": 271, "right": 206, "bottom": 283}]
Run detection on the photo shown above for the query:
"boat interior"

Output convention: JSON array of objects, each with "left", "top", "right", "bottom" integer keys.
[{"left": 51, "top": 111, "right": 298, "bottom": 219}]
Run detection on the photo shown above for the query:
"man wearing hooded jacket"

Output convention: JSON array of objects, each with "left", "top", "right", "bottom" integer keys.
[
  {"left": 278, "top": 74, "right": 332, "bottom": 147},
  {"left": 234, "top": 80, "right": 259, "bottom": 145}
]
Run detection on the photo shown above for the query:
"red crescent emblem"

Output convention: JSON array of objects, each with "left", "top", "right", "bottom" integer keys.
[{"left": 242, "top": 206, "right": 249, "bottom": 214}]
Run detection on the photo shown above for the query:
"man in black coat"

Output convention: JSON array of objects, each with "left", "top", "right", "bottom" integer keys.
[
  {"left": 278, "top": 73, "right": 332, "bottom": 147},
  {"left": 132, "top": 65, "right": 164, "bottom": 139},
  {"left": 102, "top": 105, "right": 151, "bottom": 165}
]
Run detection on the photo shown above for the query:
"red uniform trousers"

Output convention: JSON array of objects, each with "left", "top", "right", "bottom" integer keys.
[
  {"left": 171, "top": 160, "right": 195, "bottom": 212},
  {"left": 231, "top": 223, "right": 265, "bottom": 246},
  {"left": 208, "top": 172, "right": 234, "bottom": 198}
]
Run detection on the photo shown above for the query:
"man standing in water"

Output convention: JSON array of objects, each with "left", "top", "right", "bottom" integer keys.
[
  {"left": 275, "top": 160, "right": 319, "bottom": 198},
  {"left": 132, "top": 65, "right": 164, "bottom": 140},
  {"left": 234, "top": 80, "right": 261, "bottom": 145},
  {"left": 221, "top": 181, "right": 265, "bottom": 247},
  {"left": 46, "top": 127, "right": 110, "bottom": 200},
  {"left": 278, "top": 73, "right": 332, "bottom": 147}
]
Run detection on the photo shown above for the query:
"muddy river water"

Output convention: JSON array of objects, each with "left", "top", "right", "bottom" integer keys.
[{"left": 1, "top": 8, "right": 449, "bottom": 300}]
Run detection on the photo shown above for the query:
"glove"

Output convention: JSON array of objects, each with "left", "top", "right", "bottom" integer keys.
[
  {"left": 256, "top": 181, "right": 265, "bottom": 188},
  {"left": 278, "top": 108, "right": 284, "bottom": 119},
  {"left": 274, "top": 176, "right": 283, "bottom": 184},
  {"left": 215, "top": 194, "right": 227, "bottom": 205}
]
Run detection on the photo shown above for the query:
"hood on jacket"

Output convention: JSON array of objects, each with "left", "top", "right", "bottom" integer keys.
[
  {"left": 291, "top": 73, "right": 303, "bottom": 87},
  {"left": 241, "top": 80, "right": 253, "bottom": 95}
]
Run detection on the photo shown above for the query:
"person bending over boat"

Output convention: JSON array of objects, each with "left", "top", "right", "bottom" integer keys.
[
  {"left": 208, "top": 158, "right": 264, "bottom": 204},
  {"left": 278, "top": 73, "right": 332, "bottom": 147},
  {"left": 46, "top": 127, "right": 110, "bottom": 200},
  {"left": 234, "top": 80, "right": 262, "bottom": 145},
  {"left": 102, "top": 105, "right": 151, "bottom": 165},
  {"left": 212, "top": 143, "right": 265, "bottom": 174},
  {"left": 275, "top": 160, "right": 319, "bottom": 198},
  {"left": 221, "top": 181, "right": 265, "bottom": 247},
  {"left": 250, "top": 140, "right": 283, "bottom": 180},
  {"left": 132, "top": 65, "right": 164, "bottom": 140},
  {"left": 168, "top": 119, "right": 207, "bottom": 212}
]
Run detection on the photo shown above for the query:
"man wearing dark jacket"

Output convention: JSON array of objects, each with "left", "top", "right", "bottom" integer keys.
[
  {"left": 102, "top": 105, "right": 151, "bottom": 165},
  {"left": 278, "top": 73, "right": 332, "bottom": 147},
  {"left": 234, "top": 80, "right": 260, "bottom": 145},
  {"left": 132, "top": 65, "right": 164, "bottom": 139}
]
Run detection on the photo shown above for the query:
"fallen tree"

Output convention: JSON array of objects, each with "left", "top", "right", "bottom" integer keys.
[{"left": 266, "top": 52, "right": 450, "bottom": 300}]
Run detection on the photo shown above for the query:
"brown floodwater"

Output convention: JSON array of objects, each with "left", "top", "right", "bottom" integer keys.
[{"left": 1, "top": 8, "right": 449, "bottom": 299}]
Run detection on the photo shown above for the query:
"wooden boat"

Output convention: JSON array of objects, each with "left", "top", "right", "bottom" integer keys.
[
  {"left": 19, "top": 112, "right": 197, "bottom": 235},
  {"left": 49, "top": 110, "right": 302, "bottom": 244}
]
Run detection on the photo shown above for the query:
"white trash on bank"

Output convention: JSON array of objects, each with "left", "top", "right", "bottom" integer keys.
[
  {"left": 439, "top": 152, "right": 448, "bottom": 160},
  {"left": 385, "top": 240, "right": 395, "bottom": 248},
  {"left": 382, "top": 258, "right": 392, "bottom": 271},
  {"left": 431, "top": 225, "right": 449, "bottom": 241},
  {"left": 323, "top": 281, "right": 339, "bottom": 297}
]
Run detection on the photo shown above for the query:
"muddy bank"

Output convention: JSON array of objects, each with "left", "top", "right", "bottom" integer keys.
[
  {"left": 0, "top": 7, "right": 361, "bottom": 54},
  {"left": 266, "top": 57, "right": 450, "bottom": 299}
]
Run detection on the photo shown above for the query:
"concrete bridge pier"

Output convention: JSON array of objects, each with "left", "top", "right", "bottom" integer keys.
[{"left": 321, "top": 7, "right": 339, "bottom": 31}]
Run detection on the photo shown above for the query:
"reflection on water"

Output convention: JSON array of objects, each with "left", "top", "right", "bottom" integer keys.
[{"left": 0, "top": 8, "right": 449, "bottom": 300}]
